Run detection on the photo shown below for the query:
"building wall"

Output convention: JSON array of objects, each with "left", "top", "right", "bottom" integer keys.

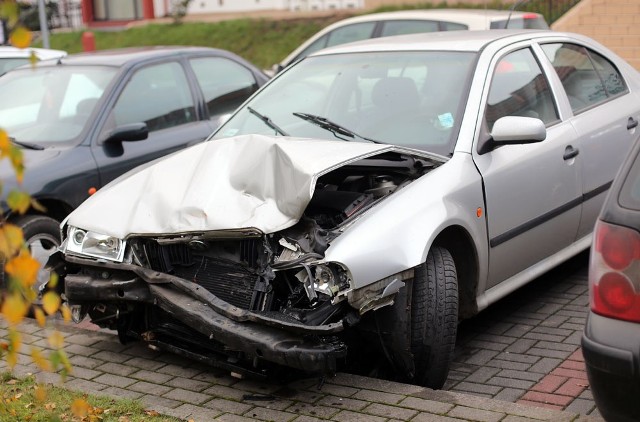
[{"left": 185, "top": 0, "right": 363, "bottom": 14}]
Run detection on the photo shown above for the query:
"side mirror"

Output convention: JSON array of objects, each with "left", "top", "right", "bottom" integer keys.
[
  {"left": 103, "top": 122, "right": 148, "bottom": 145},
  {"left": 478, "top": 116, "right": 546, "bottom": 154}
]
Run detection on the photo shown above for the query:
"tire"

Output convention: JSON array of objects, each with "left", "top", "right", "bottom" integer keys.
[
  {"left": 14, "top": 215, "right": 61, "bottom": 293},
  {"left": 411, "top": 246, "right": 458, "bottom": 389}
]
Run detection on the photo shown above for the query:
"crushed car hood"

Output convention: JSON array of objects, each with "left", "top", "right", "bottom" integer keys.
[{"left": 66, "top": 134, "right": 427, "bottom": 238}]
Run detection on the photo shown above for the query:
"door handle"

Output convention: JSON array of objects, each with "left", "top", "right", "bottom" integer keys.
[
  {"left": 563, "top": 145, "right": 579, "bottom": 160},
  {"left": 628, "top": 117, "right": 639, "bottom": 130}
]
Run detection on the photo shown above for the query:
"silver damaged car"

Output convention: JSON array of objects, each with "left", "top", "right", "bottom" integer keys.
[{"left": 50, "top": 30, "right": 640, "bottom": 388}]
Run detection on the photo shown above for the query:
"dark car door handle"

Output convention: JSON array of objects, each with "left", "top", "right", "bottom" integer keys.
[
  {"left": 563, "top": 145, "right": 579, "bottom": 160},
  {"left": 628, "top": 117, "right": 639, "bottom": 130}
]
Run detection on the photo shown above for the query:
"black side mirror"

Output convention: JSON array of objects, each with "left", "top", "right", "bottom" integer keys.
[{"left": 103, "top": 123, "right": 148, "bottom": 145}]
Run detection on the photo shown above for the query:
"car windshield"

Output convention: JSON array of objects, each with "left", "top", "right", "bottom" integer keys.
[
  {"left": 619, "top": 151, "right": 640, "bottom": 211},
  {"left": 0, "top": 65, "right": 117, "bottom": 146},
  {"left": 213, "top": 51, "right": 476, "bottom": 155}
]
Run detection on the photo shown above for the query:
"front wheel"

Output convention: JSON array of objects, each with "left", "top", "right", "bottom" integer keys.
[
  {"left": 14, "top": 215, "right": 61, "bottom": 293},
  {"left": 411, "top": 246, "right": 458, "bottom": 389}
]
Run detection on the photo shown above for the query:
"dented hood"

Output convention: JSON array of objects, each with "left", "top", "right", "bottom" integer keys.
[{"left": 66, "top": 134, "right": 400, "bottom": 238}]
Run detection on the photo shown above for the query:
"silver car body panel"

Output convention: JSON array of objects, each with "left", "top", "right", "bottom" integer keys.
[{"left": 65, "top": 134, "right": 446, "bottom": 240}]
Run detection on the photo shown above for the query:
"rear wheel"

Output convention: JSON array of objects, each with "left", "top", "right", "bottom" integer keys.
[
  {"left": 15, "top": 215, "right": 61, "bottom": 293},
  {"left": 411, "top": 246, "right": 458, "bottom": 389}
]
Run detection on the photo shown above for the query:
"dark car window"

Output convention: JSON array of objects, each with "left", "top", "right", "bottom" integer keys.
[
  {"left": 541, "top": 43, "right": 628, "bottom": 114},
  {"left": 619, "top": 152, "right": 640, "bottom": 210},
  {"left": 380, "top": 20, "right": 440, "bottom": 36},
  {"left": 190, "top": 57, "right": 258, "bottom": 121},
  {"left": 112, "top": 61, "right": 196, "bottom": 132},
  {"left": 485, "top": 48, "right": 559, "bottom": 131}
]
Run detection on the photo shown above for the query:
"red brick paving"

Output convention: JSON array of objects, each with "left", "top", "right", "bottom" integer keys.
[{"left": 518, "top": 347, "right": 590, "bottom": 410}]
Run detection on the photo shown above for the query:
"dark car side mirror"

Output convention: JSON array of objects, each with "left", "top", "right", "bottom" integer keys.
[
  {"left": 102, "top": 122, "right": 148, "bottom": 145},
  {"left": 478, "top": 116, "right": 546, "bottom": 154}
]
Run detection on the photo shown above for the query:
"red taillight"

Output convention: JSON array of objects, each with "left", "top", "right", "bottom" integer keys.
[
  {"left": 523, "top": 13, "right": 539, "bottom": 20},
  {"left": 596, "top": 221, "right": 640, "bottom": 270},
  {"left": 590, "top": 220, "right": 640, "bottom": 322}
]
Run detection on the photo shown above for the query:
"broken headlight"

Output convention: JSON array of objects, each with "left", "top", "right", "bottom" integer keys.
[
  {"left": 64, "top": 226, "right": 126, "bottom": 262},
  {"left": 296, "top": 262, "right": 351, "bottom": 302}
]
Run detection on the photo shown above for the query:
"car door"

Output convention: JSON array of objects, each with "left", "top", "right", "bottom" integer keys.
[
  {"left": 473, "top": 45, "right": 582, "bottom": 287},
  {"left": 539, "top": 42, "right": 640, "bottom": 240},
  {"left": 92, "top": 59, "right": 214, "bottom": 187}
]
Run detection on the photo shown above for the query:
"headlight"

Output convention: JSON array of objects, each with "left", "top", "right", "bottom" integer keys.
[
  {"left": 295, "top": 263, "right": 351, "bottom": 302},
  {"left": 64, "top": 226, "right": 126, "bottom": 262}
]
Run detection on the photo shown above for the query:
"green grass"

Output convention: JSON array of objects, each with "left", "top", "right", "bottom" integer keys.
[
  {"left": 43, "top": 1, "right": 578, "bottom": 70},
  {"left": 0, "top": 372, "right": 180, "bottom": 421}
]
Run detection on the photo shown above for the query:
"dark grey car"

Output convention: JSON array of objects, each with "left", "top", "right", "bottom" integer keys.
[{"left": 0, "top": 46, "right": 268, "bottom": 286}]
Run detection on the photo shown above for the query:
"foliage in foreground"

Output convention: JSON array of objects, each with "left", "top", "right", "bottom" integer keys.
[{"left": 0, "top": 372, "right": 181, "bottom": 421}]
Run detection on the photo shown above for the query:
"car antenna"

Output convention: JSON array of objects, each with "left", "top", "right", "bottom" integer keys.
[{"left": 505, "top": 0, "right": 529, "bottom": 29}]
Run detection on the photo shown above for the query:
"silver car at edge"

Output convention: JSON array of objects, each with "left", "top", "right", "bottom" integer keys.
[{"left": 51, "top": 30, "right": 640, "bottom": 389}]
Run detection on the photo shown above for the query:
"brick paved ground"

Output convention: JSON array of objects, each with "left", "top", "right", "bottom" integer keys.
[
  {"left": 446, "top": 251, "right": 598, "bottom": 417},
  {"left": 0, "top": 251, "right": 603, "bottom": 421}
]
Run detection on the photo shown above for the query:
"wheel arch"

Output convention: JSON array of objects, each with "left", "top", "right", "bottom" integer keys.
[
  {"left": 21, "top": 197, "right": 74, "bottom": 225},
  {"left": 431, "top": 225, "right": 479, "bottom": 319}
]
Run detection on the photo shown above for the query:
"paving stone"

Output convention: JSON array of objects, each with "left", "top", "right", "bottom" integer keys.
[
  {"left": 352, "top": 389, "right": 405, "bottom": 405},
  {"left": 93, "top": 350, "right": 127, "bottom": 363},
  {"left": 314, "top": 383, "right": 359, "bottom": 397},
  {"left": 89, "top": 340, "right": 127, "bottom": 353},
  {"left": 96, "top": 362, "right": 137, "bottom": 377},
  {"left": 316, "top": 395, "right": 368, "bottom": 411},
  {"left": 139, "top": 394, "right": 183, "bottom": 409},
  {"left": 362, "top": 402, "right": 418, "bottom": 419},
  {"left": 451, "top": 382, "right": 501, "bottom": 395},
  {"left": 328, "top": 373, "right": 425, "bottom": 395},
  {"left": 465, "top": 349, "right": 499, "bottom": 366},
  {"left": 447, "top": 405, "right": 505, "bottom": 422},
  {"left": 466, "top": 340, "right": 508, "bottom": 352},
  {"left": 486, "top": 377, "right": 534, "bottom": 390},
  {"left": 535, "top": 341, "right": 580, "bottom": 352},
  {"left": 521, "top": 391, "right": 573, "bottom": 406},
  {"left": 493, "top": 388, "right": 525, "bottom": 402},
  {"left": 496, "top": 369, "right": 543, "bottom": 382},
  {"left": 164, "top": 388, "right": 211, "bottom": 405},
  {"left": 65, "top": 344, "right": 100, "bottom": 356},
  {"left": 68, "top": 355, "right": 104, "bottom": 370},
  {"left": 232, "top": 379, "right": 282, "bottom": 395},
  {"left": 204, "top": 397, "right": 254, "bottom": 415},
  {"left": 166, "top": 376, "right": 210, "bottom": 392},
  {"left": 243, "top": 406, "right": 298, "bottom": 421},
  {"left": 564, "top": 331, "right": 583, "bottom": 345},
  {"left": 539, "top": 315, "right": 570, "bottom": 328},
  {"left": 171, "top": 403, "right": 222, "bottom": 420},
  {"left": 495, "top": 352, "right": 539, "bottom": 364},
  {"left": 100, "top": 386, "right": 143, "bottom": 400},
  {"left": 291, "top": 416, "right": 325, "bottom": 422},
  {"left": 130, "top": 369, "right": 173, "bottom": 384},
  {"left": 524, "top": 332, "right": 567, "bottom": 343},
  {"left": 93, "top": 373, "right": 136, "bottom": 388},
  {"left": 129, "top": 381, "right": 173, "bottom": 396},
  {"left": 214, "top": 414, "right": 256, "bottom": 422},
  {"left": 332, "top": 409, "right": 386, "bottom": 422},
  {"left": 285, "top": 402, "right": 340, "bottom": 419},
  {"left": 65, "top": 378, "right": 108, "bottom": 395},
  {"left": 123, "top": 356, "right": 166, "bottom": 371},
  {"left": 157, "top": 363, "right": 203, "bottom": 378},
  {"left": 556, "top": 378, "right": 589, "bottom": 397},
  {"left": 550, "top": 367, "right": 589, "bottom": 381},
  {"left": 194, "top": 370, "right": 238, "bottom": 386},
  {"left": 465, "top": 367, "right": 501, "bottom": 383},
  {"left": 527, "top": 348, "right": 571, "bottom": 359},
  {"left": 411, "top": 413, "right": 467, "bottom": 422},
  {"left": 529, "top": 357, "right": 563, "bottom": 374},
  {"left": 485, "top": 359, "right": 531, "bottom": 371},
  {"left": 204, "top": 384, "right": 251, "bottom": 401},
  {"left": 565, "top": 398, "right": 597, "bottom": 415},
  {"left": 504, "top": 338, "right": 537, "bottom": 353},
  {"left": 70, "top": 366, "right": 102, "bottom": 380}
]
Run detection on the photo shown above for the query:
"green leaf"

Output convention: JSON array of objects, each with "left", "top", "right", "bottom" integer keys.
[{"left": 7, "top": 190, "right": 30, "bottom": 214}]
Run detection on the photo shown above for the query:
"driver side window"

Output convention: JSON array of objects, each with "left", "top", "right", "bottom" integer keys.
[{"left": 485, "top": 48, "right": 558, "bottom": 131}]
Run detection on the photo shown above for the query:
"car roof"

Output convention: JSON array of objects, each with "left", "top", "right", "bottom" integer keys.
[
  {"left": 309, "top": 29, "right": 545, "bottom": 55},
  {"left": 0, "top": 46, "right": 66, "bottom": 60},
  {"left": 36, "top": 46, "right": 234, "bottom": 68},
  {"left": 315, "top": 9, "right": 543, "bottom": 29}
]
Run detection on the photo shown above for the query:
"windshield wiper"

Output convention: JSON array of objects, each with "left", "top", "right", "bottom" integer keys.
[
  {"left": 293, "top": 112, "right": 381, "bottom": 144},
  {"left": 247, "top": 106, "right": 288, "bottom": 136},
  {"left": 9, "top": 137, "right": 44, "bottom": 151}
]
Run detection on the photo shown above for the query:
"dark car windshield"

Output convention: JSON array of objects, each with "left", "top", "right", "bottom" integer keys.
[
  {"left": 619, "top": 151, "right": 640, "bottom": 211},
  {"left": 213, "top": 51, "right": 476, "bottom": 156},
  {"left": 0, "top": 65, "right": 117, "bottom": 145}
]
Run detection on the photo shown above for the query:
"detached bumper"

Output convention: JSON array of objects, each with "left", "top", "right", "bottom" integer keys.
[
  {"left": 582, "top": 312, "right": 640, "bottom": 422},
  {"left": 63, "top": 256, "right": 347, "bottom": 374}
]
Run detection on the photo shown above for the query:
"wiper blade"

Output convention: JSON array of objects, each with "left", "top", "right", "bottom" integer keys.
[
  {"left": 9, "top": 137, "right": 44, "bottom": 150},
  {"left": 293, "top": 112, "right": 382, "bottom": 144},
  {"left": 247, "top": 106, "right": 288, "bottom": 136}
]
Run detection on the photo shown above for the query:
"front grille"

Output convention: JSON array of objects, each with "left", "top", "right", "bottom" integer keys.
[{"left": 173, "top": 256, "right": 259, "bottom": 310}]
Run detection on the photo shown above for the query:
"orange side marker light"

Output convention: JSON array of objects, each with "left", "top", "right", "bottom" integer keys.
[
  {"left": 477, "top": 207, "right": 483, "bottom": 218},
  {"left": 88, "top": 187, "right": 97, "bottom": 195}
]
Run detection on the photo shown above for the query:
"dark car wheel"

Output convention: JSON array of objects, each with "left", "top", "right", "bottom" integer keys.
[
  {"left": 411, "top": 246, "right": 458, "bottom": 389},
  {"left": 14, "top": 215, "right": 61, "bottom": 292}
]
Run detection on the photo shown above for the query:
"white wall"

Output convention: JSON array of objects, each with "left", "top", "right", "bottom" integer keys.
[{"left": 186, "top": 0, "right": 362, "bottom": 14}]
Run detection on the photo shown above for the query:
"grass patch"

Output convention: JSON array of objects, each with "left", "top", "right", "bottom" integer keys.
[{"left": 0, "top": 372, "right": 180, "bottom": 421}]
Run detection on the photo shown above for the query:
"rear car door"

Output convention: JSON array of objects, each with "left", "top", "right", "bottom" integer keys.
[
  {"left": 472, "top": 44, "right": 582, "bottom": 287},
  {"left": 539, "top": 42, "right": 640, "bottom": 240},
  {"left": 92, "top": 58, "right": 214, "bottom": 186}
]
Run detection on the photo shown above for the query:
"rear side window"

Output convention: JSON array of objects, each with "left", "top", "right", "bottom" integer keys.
[
  {"left": 442, "top": 21, "right": 468, "bottom": 31},
  {"left": 190, "top": 57, "right": 258, "bottom": 121},
  {"left": 325, "top": 22, "right": 376, "bottom": 48},
  {"left": 541, "top": 43, "right": 628, "bottom": 114},
  {"left": 619, "top": 151, "right": 640, "bottom": 210},
  {"left": 380, "top": 20, "right": 440, "bottom": 36},
  {"left": 491, "top": 16, "right": 549, "bottom": 29},
  {"left": 485, "top": 48, "right": 559, "bottom": 131}
]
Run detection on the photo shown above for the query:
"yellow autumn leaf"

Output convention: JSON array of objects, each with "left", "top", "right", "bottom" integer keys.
[
  {"left": 71, "top": 398, "right": 90, "bottom": 418},
  {"left": 6, "top": 349, "right": 17, "bottom": 368},
  {"left": 0, "top": 129, "right": 9, "bottom": 156},
  {"left": 1, "top": 293, "right": 28, "bottom": 325},
  {"left": 0, "top": 223, "right": 24, "bottom": 259},
  {"left": 60, "top": 303, "right": 71, "bottom": 323},
  {"left": 47, "top": 331, "right": 64, "bottom": 349},
  {"left": 7, "top": 190, "right": 31, "bottom": 214},
  {"left": 5, "top": 249, "right": 40, "bottom": 288},
  {"left": 10, "top": 26, "right": 32, "bottom": 49},
  {"left": 8, "top": 145, "right": 24, "bottom": 183},
  {"left": 42, "top": 291, "right": 61, "bottom": 315},
  {"left": 34, "top": 307, "right": 46, "bottom": 327},
  {"left": 34, "top": 385, "right": 47, "bottom": 402},
  {"left": 30, "top": 348, "right": 50, "bottom": 372}
]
